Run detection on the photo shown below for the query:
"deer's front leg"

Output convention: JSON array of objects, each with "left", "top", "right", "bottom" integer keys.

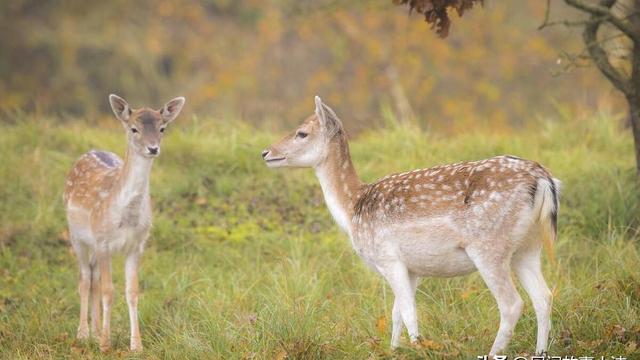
[
  {"left": 96, "top": 245, "right": 113, "bottom": 352},
  {"left": 125, "top": 251, "right": 143, "bottom": 351},
  {"left": 379, "top": 262, "right": 420, "bottom": 348}
]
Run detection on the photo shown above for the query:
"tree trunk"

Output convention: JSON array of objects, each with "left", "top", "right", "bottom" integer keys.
[
  {"left": 629, "top": 33, "right": 640, "bottom": 179},
  {"left": 628, "top": 98, "right": 640, "bottom": 179}
]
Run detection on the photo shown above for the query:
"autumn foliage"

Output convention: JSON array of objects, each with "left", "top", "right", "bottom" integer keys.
[
  {"left": 392, "top": 0, "right": 483, "bottom": 37},
  {"left": 0, "top": 1, "right": 619, "bottom": 133}
]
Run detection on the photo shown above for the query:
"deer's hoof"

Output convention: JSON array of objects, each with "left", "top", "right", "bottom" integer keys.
[
  {"left": 76, "top": 327, "right": 89, "bottom": 340},
  {"left": 130, "top": 338, "right": 143, "bottom": 352},
  {"left": 99, "top": 337, "right": 111, "bottom": 353},
  {"left": 90, "top": 327, "right": 100, "bottom": 340}
]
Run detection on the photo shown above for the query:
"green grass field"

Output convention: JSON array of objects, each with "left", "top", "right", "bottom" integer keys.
[{"left": 1, "top": 113, "right": 639, "bottom": 359}]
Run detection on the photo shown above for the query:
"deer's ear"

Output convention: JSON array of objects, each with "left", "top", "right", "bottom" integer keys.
[
  {"left": 109, "top": 94, "right": 132, "bottom": 123},
  {"left": 314, "top": 95, "right": 342, "bottom": 138},
  {"left": 160, "top": 97, "right": 185, "bottom": 124}
]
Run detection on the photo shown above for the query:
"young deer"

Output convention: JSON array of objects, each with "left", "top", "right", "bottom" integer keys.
[
  {"left": 63, "top": 94, "right": 185, "bottom": 352},
  {"left": 262, "top": 96, "right": 560, "bottom": 356}
]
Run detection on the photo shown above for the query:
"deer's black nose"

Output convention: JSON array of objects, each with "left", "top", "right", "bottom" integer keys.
[
  {"left": 261, "top": 150, "right": 269, "bottom": 159},
  {"left": 147, "top": 146, "right": 159, "bottom": 155}
]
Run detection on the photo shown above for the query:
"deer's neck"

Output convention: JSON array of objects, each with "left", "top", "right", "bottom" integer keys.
[
  {"left": 314, "top": 135, "right": 362, "bottom": 235},
  {"left": 115, "top": 148, "right": 153, "bottom": 207}
]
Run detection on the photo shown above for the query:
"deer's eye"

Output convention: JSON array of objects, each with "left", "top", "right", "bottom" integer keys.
[
  {"left": 131, "top": 128, "right": 139, "bottom": 134},
  {"left": 296, "top": 131, "right": 308, "bottom": 139},
  {"left": 160, "top": 127, "right": 165, "bottom": 133}
]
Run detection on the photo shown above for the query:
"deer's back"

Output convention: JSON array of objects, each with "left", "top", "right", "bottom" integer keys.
[{"left": 353, "top": 155, "right": 551, "bottom": 229}]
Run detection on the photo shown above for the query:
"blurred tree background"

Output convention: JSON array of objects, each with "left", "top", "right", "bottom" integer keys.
[{"left": 0, "top": 0, "right": 623, "bottom": 133}]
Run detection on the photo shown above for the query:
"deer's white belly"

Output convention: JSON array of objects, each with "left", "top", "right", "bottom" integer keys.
[
  {"left": 398, "top": 240, "right": 476, "bottom": 277},
  {"left": 357, "top": 216, "right": 477, "bottom": 278}
]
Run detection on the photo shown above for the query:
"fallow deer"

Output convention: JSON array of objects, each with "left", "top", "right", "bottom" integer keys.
[
  {"left": 262, "top": 96, "right": 560, "bottom": 356},
  {"left": 63, "top": 94, "right": 185, "bottom": 352}
]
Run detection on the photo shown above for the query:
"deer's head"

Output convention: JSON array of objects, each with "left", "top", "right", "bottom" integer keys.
[
  {"left": 262, "top": 96, "right": 343, "bottom": 168},
  {"left": 109, "top": 94, "right": 185, "bottom": 158}
]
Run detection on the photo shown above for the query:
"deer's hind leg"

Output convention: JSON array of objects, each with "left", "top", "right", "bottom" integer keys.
[
  {"left": 70, "top": 234, "right": 92, "bottom": 340},
  {"left": 513, "top": 244, "right": 552, "bottom": 356},
  {"left": 466, "top": 245, "right": 523, "bottom": 356},
  {"left": 89, "top": 256, "right": 101, "bottom": 338}
]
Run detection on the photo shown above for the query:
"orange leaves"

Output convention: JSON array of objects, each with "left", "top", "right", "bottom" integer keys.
[
  {"left": 376, "top": 315, "right": 387, "bottom": 334},
  {"left": 273, "top": 349, "right": 288, "bottom": 360},
  {"left": 373, "top": 315, "right": 450, "bottom": 354},
  {"left": 417, "top": 337, "right": 445, "bottom": 351},
  {"left": 460, "top": 285, "right": 478, "bottom": 300}
]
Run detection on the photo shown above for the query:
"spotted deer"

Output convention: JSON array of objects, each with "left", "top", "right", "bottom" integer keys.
[
  {"left": 262, "top": 96, "right": 560, "bottom": 356},
  {"left": 63, "top": 94, "right": 185, "bottom": 352}
]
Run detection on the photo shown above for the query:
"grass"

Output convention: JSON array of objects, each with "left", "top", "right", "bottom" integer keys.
[{"left": 0, "top": 113, "right": 639, "bottom": 359}]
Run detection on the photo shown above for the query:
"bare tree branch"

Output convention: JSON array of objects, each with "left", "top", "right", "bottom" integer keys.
[
  {"left": 565, "top": 0, "right": 640, "bottom": 40},
  {"left": 539, "top": 0, "right": 552, "bottom": 29},
  {"left": 540, "top": 18, "right": 594, "bottom": 29},
  {"left": 582, "top": 1, "right": 633, "bottom": 95}
]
